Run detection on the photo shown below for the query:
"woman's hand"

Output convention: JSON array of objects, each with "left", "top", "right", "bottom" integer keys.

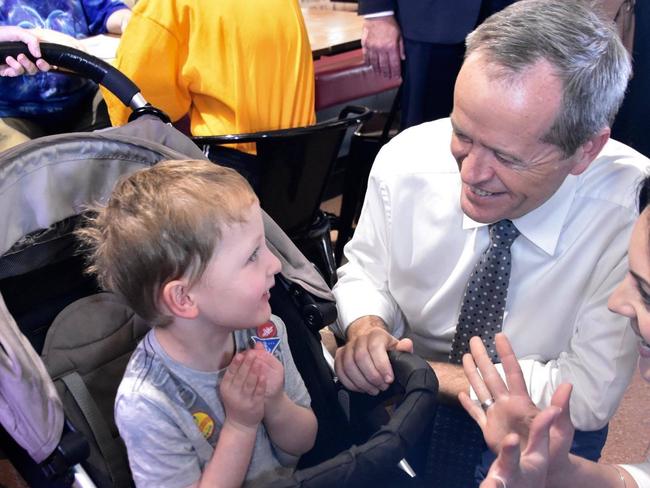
[
  {"left": 460, "top": 333, "right": 576, "bottom": 486},
  {"left": 459, "top": 334, "right": 543, "bottom": 451},
  {"left": 0, "top": 26, "right": 51, "bottom": 76}
]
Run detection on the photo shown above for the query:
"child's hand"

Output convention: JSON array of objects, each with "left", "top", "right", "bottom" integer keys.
[
  {"left": 220, "top": 351, "right": 266, "bottom": 431},
  {"left": 251, "top": 342, "right": 285, "bottom": 406}
]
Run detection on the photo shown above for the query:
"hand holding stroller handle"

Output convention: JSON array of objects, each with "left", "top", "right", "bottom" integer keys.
[
  {"left": 0, "top": 41, "right": 142, "bottom": 110},
  {"left": 388, "top": 350, "right": 439, "bottom": 396}
]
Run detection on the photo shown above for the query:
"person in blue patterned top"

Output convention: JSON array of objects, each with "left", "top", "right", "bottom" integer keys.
[{"left": 0, "top": 0, "right": 131, "bottom": 148}]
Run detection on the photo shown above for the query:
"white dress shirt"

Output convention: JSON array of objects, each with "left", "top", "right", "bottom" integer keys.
[
  {"left": 622, "top": 460, "right": 650, "bottom": 487},
  {"left": 333, "top": 118, "right": 650, "bottom": 430}
]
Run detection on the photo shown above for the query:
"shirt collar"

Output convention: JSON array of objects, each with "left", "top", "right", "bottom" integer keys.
[{"left": 462, "top": 175, "right": 578, "bottom": 256}]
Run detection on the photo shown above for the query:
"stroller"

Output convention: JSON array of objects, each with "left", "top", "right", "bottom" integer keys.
[{"left": 0, "top": 43, "right": 439, "bottom": 487}]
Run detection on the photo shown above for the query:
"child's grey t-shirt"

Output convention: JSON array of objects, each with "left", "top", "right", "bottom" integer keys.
[{"left": 115, "top": 315, "right": 311, "bottom": 488}]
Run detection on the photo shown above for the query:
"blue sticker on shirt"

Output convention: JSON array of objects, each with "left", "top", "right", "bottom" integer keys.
[{"left": 251, "top": 336, "right": 281, "bottom": 355}]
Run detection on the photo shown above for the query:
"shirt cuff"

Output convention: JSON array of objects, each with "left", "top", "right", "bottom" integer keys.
[
  {"left": 364, "top": 11, "right": 394, "bottom": 18},
  {"left": 619, "top": 463, "right": 650, "bottom": 486}
]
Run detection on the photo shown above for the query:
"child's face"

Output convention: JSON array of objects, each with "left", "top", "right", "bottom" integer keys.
[{"left": 191, "top": 203, "right": 282, "bottom": 330}]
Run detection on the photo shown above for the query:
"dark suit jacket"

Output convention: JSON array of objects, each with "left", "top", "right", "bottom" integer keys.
[{"left": 358, "top": 0, "right": 483, "bottom": 44}]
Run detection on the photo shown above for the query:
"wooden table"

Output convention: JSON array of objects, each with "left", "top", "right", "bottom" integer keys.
[
  {"left": 80, "top": 9, "right": 363, "bottom": 62},
  {"left": 302, "top": 8, "right": 364, "bottom": 58}
]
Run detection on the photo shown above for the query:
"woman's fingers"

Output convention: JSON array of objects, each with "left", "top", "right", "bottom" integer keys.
[
  {"left": 462, "top": 351, "right": 495, "bottom": 403},
  {"left": 495, "top": 333, "right": 528, "bottom": 394},
  {"left": 469, "top": 336, "right": 508, "bottom": 398},
  {"left": 523, "top": 406, "right": 559, "bottom": 457},
  {"left": 459, "top": 390, "right": 486, "bottom": 427}
]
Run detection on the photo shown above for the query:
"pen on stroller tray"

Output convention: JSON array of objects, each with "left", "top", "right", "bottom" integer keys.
[
  {"left": 398, "top": 458, "right": 416, "bottom": 478},
  {"left": 324, "top": 344, "right": 417, "bottom": 478}
]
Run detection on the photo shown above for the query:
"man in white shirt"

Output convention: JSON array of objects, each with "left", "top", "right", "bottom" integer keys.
[{"left": 332, "top": 0, "right": 650, "bottom": 485}]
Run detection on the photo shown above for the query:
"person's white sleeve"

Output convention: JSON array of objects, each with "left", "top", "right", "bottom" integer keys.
[
  {"left": 620, "top": 460, "right": 650, "bottom": 487},
  {"left": 363, "top": 11, "right": 394, "bottom": 18},
  {"left": 332, "top": 157, "right": 403, "bottom": 338},
  {"left": 470, "top": 246, "right": 637, "bottom": 430},
  {"left": 521, "top": 250, "right": 637, "bottom": 430}
]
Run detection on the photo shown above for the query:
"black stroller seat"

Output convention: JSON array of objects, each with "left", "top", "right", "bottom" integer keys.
[{"left": 0, "top": 42, "right": 439, "bottom": 488}]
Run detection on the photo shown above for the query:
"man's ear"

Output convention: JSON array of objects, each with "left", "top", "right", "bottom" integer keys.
[
  {"left": 160, "top": 279, "right": 199, "bottom": 319},
  {"left": 570, "top": 127, "right": 610, "bottom": 176}
]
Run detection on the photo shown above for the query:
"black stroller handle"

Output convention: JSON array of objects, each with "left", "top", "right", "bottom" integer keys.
[
  {"left": 270, "top": 351, "right": 439, "bottom": 487},
  {"left": 0, "top": 42, "right": 152, "bottom": 115}
]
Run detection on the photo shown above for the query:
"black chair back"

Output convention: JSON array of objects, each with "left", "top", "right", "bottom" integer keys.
[{"left": 193, "top": 106, "right": 372, "bottom": 285}]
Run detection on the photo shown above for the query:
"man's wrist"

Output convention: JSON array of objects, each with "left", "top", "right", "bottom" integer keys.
[
  {"left": 428, "top": 361, "right": 469, "bottom": 405},
  {"left": 346, "top": 315, "right": 388, "bottom": 341}
]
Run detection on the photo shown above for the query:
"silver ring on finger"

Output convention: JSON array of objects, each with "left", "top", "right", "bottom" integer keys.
[
  {"left": 480, "top": 397, "right": 495, "bottom": 411},
  {"left": 491, "top": 475, "right": 507, "bottom": 488}
]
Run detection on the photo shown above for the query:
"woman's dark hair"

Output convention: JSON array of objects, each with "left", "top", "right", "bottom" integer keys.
[{"left": 639, "top": 176, "right": 650, "bottom": 212}]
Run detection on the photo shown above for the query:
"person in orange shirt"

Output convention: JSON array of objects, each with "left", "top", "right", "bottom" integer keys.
[{"left": 104, "top": 0, "right": 315, "bottom": 183}]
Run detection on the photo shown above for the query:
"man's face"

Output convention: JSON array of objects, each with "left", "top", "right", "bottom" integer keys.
[{"left": 450, "top": 54, "right": 589, "bottom": 223}]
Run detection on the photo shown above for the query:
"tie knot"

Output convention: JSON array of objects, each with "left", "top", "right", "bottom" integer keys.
[{"left": 488, "top": 220, "right": 520, "bottom": 247}]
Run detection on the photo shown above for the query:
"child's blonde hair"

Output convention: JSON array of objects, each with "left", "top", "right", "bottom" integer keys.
[{"left": 77, "top": 159, "right": 258, "bottom": 326}]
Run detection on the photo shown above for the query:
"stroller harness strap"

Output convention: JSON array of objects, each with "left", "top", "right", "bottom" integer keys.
[
  {"left": 156, "top": 361, "right": 223, "bottom": 448},
  {"left": 61, "top": 371, "right": 132, "bottom": 488}
]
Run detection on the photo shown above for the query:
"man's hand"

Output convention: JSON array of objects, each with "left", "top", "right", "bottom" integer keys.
[
  {"left": 334, "top": 315, "right": 413, "bottom": 395},
  {"left": 0, "top": 26, "right": 51, "bottom": 76},
  {"left": 361, "top": 16, "right": 405, "bottom": 79},
  {"left": 220, "top": 351, "right": 265, "bottom": 431}
]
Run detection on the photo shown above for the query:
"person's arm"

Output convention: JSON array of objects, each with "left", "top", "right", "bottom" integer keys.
[
  {"left": 332, "top": 145, "right": 413, "bottom": 394},
  {"left": 249, "top": 343, "right": 317, "bottom": 455},
  {"left": 334, "top": 315, "right": 413, "bottom": 395},
  {"left": 360, "top": 13, "right": 404, "bottom": 79},
  {"left": 263, "top": 393, "right": 317, "bottom": 456},
  {"left": 427, "top": 360, "right": 470, "bottom": 405},
  {"left": 193, "top": 351, "right": 266, "bottom": 488},
  {"left": 515, "top": 252, "right": 637, "bottom": 431},
  {"left": 81, "top": 0, "right": 131, "bottom": 35},
  {"left": 105, "top": 8, "right": 132, "bottom": 34},
  {"left": 547, "top": 455, "right": 639, "bottom": 488},
  {"left": 357, "top": 0, "right": 403, "bottom": 78},
  {"left": 0, "top": 26, "right": 51, "bottom": 76}
]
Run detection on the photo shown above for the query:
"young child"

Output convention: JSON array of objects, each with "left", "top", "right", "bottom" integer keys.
[{"left": 77, "top": 159, "right": 317, "bottom": 487}]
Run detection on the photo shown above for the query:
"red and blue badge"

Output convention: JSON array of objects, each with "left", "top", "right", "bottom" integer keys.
[{"left": 250, "top": 321, "right": 280, "bottom": 354}]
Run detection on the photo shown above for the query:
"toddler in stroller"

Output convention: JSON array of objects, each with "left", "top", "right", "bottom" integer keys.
[
  {"left": 0, "top": 41, "right": 439, "bottom": 487},
  {"left": 77, "top": 158, "right": 318, "bottom": 487}
]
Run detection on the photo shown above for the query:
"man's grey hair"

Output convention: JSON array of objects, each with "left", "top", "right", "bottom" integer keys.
[{"left": 466, "top": 0, "right": 631, "bottom": 157}]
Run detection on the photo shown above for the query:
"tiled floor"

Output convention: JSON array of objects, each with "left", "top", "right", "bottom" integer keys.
[{"left": 602, "top": 368, "right": 650, "bottom": 464}]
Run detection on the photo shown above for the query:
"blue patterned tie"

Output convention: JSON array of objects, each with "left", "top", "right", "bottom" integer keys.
[{"left": 449, "top": 219, "right": 520, "bottom": 364}]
